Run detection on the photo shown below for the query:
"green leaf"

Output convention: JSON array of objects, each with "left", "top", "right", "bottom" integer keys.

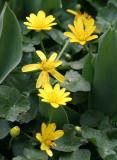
[
  {"left": 0, "top": 154, "right": 5, "bottom": 160},
  {"left": 67, "top": 56, "right": 87, "bottom": 70},
  {"left": 54, "top": 124, "right": 85, "bottom": 152},
  {"left": 0, "top": 85, "right": 30, "bottom": 122},
  {"left": 13, "top": 148, "right": 48, "bottom": 160},
  {"left": 13, "top": 156, "right": 27, "bottom": 160},
  {"left": 39, "top": 101, "right": 69, "bottom": 127},
  {"left": 12, "top": 136, "right": 31, "bottom": 156},
  {"left": 23, "top": 0, "right": 61, "bottom": 13},
  {"left": 82, "top": 128, "right": 116, "bottom": 158},
  {"left": 59, "top": 149, "right": 91, "bottom": 160},
  {"left": 105, "top": 155, "right": 117, "bottom": 160},
  {"left": 92, "top": 21, "right": 117, "bottom": 116},
  {"left": 46, "top": 29, "right": 66, "bottom": 45},
  {"left": 24, "top": 148, "right": 48, "bottom": 160},
  {"left": 109, "top": 0, "right": 117, "bottom": 8},
  {"left": 83, "top": 53, "right": 96, "bottom": 83},
  {"left": 96, "top": 3, "right": 117, "bottom": 33},
  {"left": 0, "top": 3, "right": 22, "bottom": 83},
  {"left": 80, "top": 110, "right": 104, "bottom": 128},
  {"left": 0, "top": 119, "right": 9, "bottom": 139},
  {"left": 62, "top": 70, "right": 90, "bottom": 92}
]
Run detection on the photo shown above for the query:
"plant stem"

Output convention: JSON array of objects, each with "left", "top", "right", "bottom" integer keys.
[
  {"left": 84, "top": 45, "right": 89, "bottom": 53},
  {"left": 57, "top": 39, "right": 69, "bottom": 60},
  {"left": 48, "top": 108, "right": 54, "bottom": 123},
  {"left": 22, "top": 132, "right": 36, "bottom": 142},
  {"left": 9, "top": 137, "right": 13, "bottom": 150},
  {"left": 39, "top": 33, "right": 47, "bottom": 55}
]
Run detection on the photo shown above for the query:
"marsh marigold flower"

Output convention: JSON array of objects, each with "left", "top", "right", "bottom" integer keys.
[
  {"left": 38, "top": 83, "right": 72, "bottom": 108},
  {"left": 24, "top": 10, "right": 57, "bottom": 31},
  {"left": 22, "top": 51, "right": 64, "bottom": 88},
  {"left": 10, "top": 126, "right": 20, "bottom": 137},
  {"left": 64, "top": 12, "right": 98, "bottom": 45},
  {"left": 36, "top": 122, "right": 64, "bottom": 157}
]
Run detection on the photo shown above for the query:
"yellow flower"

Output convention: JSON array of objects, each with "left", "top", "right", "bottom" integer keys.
[
  {"left": 67, "top": 9, "right": 93, "bottom": 21},
  {"left": 36, "top": 122, "right": 64, "bottom": 157},
  {"left": 38, "top": 83, "right": 72, "bottom": 108},
  {"left": 22, "top": 50, "right": 64, "bottom": 88},
  {"left": 64, "top": 12, "right": 98, "bottom": 45},
  {"left": 24, "top": 10, "right": 57, "bottom": 31},
  {"left": 10, "top": 126, "right": 20, "bottom": 137}
]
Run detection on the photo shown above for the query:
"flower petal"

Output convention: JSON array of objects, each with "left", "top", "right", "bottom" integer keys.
[
  {"left": 52, "top": 130, "right": 64, "bottom": 140},
  {"left": 36, "top": 71, "right": 50, "bottom": 88},
  {"left": 36, "top": 50, "right": 46, "bottom": 61},
  {"left": 41, "top": 143, "right": 49, "bottom": 151},
  {"left": 41, "top": 123, "right": 47, "bottom": 135},
  {"left": 46, "top": 148, "right": 53, "bottom": 157},
  {"left": 22, "top": 64, "right": 40, "bottom": 72},
  {"left": 51, "top": 103, "right": 59, "bottom": 108},
  {"left": 67, "top": 9, "right": 77, "bottom": 15},
  {"left": 36, "top": 133, "right": 42, "bottom": 142},
  {"left": 48, "top": 52, "right": 57, "bottom": 61},
  {"left": 49, "top": 69, "right": 64, "bottom": 83}
]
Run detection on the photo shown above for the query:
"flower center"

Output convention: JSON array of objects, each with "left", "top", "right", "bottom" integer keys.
[{"left": 41, "top": 61, "right": 55, "bottom": 71}]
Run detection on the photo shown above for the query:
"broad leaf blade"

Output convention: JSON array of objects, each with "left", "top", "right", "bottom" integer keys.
[{"left": 0, "top": 3, "right": 22, "bottom": 83}]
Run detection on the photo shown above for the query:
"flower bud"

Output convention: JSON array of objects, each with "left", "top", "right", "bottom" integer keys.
[
  {"left": 75, "top": 126, "right": 82, "bottom": 133},
  {"left": 10, "top": 126, "right": 20, "bottom": 137}
]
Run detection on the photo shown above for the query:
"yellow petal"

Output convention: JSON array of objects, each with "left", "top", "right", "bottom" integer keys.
[
  {"left": 36, "top": 71, "right": 50, "bottom": 88},
  {"left": 64, "top": 32, "right": 77, "bottom": 40},
  {"left": 47, "top": 123, "right": 56, "bottom": 134},
  {"left": 22, "top": 64, "right": 40, "bottom": 72},
  {"left": 45, "top": 15, "right": 56, "bottom": 24},
  {"left": 48, "top": 53, "right": 57, "bottom": 61},
  {"left": 36, "top": 133, "right": 42, "bottom": 142},
  {"left": 52, "top": 130, "right": 64, "bottom": 140},
  {"left": 68, "top": 24, "right": 78, "bottom": 37},
  {"left": 41, "top": 123, "right": 47, "bottom": 135},
  {"left": 51, "top": 103, "right": 59, "bottom": 108},
  {"left": 54, "top": 83, "right": 60, "bottom": 92},
  {"left": 87, "top": 35, "right": 98, "bottom": 41},
  {"left": 67, "top": 9, "right": 77, "bottom": 16},
  {"left": 41, "top": 143, "right": 49, "bottom": 151},
  {"left": 46, "top": 148, "right": 53, "bottom": 157},
  {"left": 37, "top": 10, "right": 46, "bottom": 19},
  {"left": 55, "top": 61, "right": 62, "bottom": 67},
  {"left": 36, "top": 50, "right": 46, "bottom": 61},
  {"left": 43, "top": 83, "right": 53, "bottom": 92},
  {"left": 49, "top": 69, "right": 64, "bottom": 83}
]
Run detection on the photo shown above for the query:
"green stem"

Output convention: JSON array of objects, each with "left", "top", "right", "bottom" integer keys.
[
  {"left": 9, "top": 137, "right": 13, "bottom": 150},
  {"left": 22, "top": 132, "right": 36, "bottom": 142},
  {"left": 84, "top": 45, "right": 89, "bottom": 53},
  {"left": 48, "top": 108, "right": 54, "bottom": 123},
  {"left": 39, "top": 33, "right": 47, "bottom": 55},
  {"left": 57, "top": 40, "right": 69, "bottom": 60}
]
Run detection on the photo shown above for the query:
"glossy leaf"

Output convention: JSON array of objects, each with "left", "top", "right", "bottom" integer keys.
[
  {"left": 92, "top": 21, "right": 117, "bottom": 115},
  {"left": 62, "top": 70, "right": 91, "bottom": 92},
  {"left": 0, "top": 85, "right": 30, "bottom": 122},
  {"left": 0, "top": 119, "right": 9, "bottom": 139},
  {"left": 0, "top": 4, "right": 22, "bottom": 83},
  {"left": 59, "top": 149, "right": 91, "bottom": 160}
]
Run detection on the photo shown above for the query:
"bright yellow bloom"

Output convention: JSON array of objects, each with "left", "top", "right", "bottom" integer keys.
[
  {"left": 24, "top": 10, "right": 57, "bottom": 31},
  {"left": 22, "top": 51, "right": 64, "bottom": 88},
  {"left": 36, "top": 122, "right": 64, "bottom": 157},
  {"left": 67, "top": 9, "right": 93, "bottom": 21},
  {"left": 10, "top": 126, "right": 20, "bottom": 137},
  {"left": 38, "top": 83, "right": 72, "bottom": 108},
  {"left": 64, "top": 12, "right": 98, "bottom": 45}
]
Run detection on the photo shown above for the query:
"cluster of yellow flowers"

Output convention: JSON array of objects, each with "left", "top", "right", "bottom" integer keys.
[
  {"left": 64, "top": 9, "right": 98, "bottom": 45},
  {"left": 20, "top": 9, "right": 98, "bottom": 157}
]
